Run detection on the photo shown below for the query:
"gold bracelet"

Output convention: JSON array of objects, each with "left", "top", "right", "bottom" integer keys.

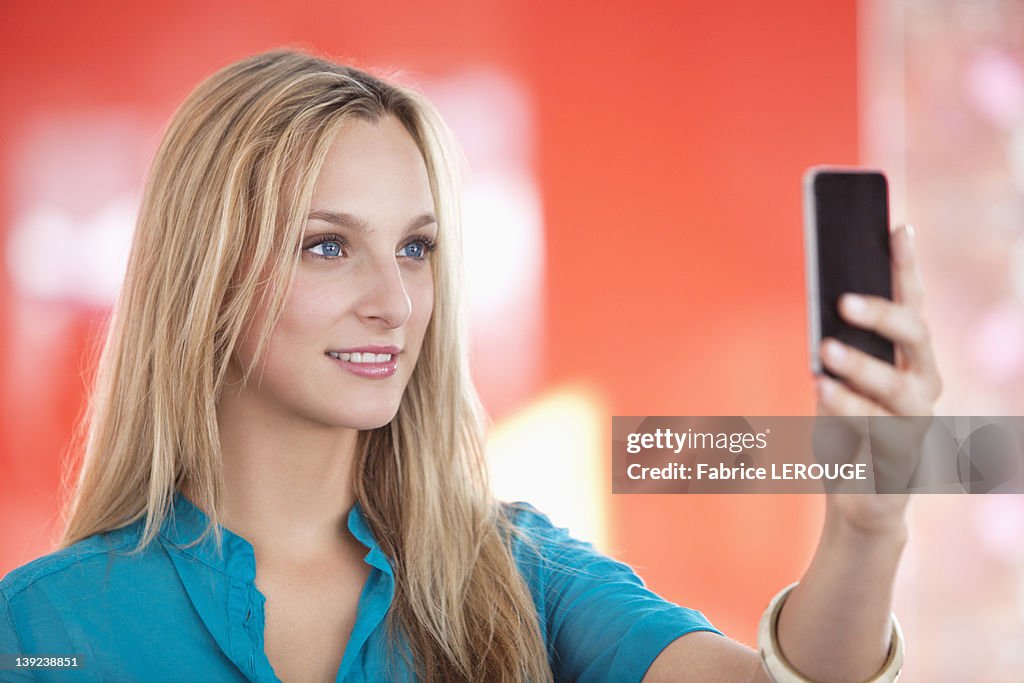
[{"left": 757, "top": 582, "right": 904, "bottom": 683}]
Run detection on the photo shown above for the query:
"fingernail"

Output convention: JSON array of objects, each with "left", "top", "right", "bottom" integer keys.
[
  {"left": 825, "top": 340, "right": 846, "bottom": 363},
  {"left": 841, "top": 293, "right": 866, "bottom": 317}
]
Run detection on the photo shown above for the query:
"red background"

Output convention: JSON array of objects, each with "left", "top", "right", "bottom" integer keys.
[{"left": 0, "top": 0, "right": 856, "bottom": 645}]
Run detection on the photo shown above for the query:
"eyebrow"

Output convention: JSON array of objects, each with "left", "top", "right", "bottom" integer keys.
[{"left": 306, "top": 209, "right": 437, "bottom": 234}]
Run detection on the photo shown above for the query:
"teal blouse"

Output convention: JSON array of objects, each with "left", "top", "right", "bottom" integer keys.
[{"left": 0, "top": 494, "right": 721, "bottom": 682}]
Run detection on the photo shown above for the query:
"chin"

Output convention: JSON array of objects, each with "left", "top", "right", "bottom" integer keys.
[{"left": 327, "top": 405, "right": 401, "bottom": 431}]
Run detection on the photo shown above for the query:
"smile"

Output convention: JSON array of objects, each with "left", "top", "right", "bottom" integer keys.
[
  {"left": 327, "top": 351, "right": 393, "bottom": 363},
  {"left": 325, "top": 351, "right": 399, "bottom": 379}
]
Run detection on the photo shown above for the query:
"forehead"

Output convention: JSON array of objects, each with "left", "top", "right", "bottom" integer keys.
[{"left": 309, "top": 116, "right": 434, "bottom": 222}]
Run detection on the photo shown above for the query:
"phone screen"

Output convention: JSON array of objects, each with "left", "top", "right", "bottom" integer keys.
[{"left": 806, "top": 169, "right": 895, "bottom": 375}]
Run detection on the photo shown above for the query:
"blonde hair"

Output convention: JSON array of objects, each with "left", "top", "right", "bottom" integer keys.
[{"left": 60, "top": 49, "right": 552, "bottom": 682}]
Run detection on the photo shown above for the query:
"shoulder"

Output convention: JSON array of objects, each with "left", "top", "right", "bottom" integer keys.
[
  {"left": 499, "top": 500, "right": 637, "bottom": 578},
  {"left": 499, "top": 499, "right": 660, "bottom": 617},
  {"left": 0, "top": 524, "right": 142, "bottom": 602},
  {"left": 0, "top": 518, "right": 235, "bottom": 678},
  {"left": 499, "top": 501, "right": 568, "bottom": 572},
  {"left": 0, "top": 522, "right": 159, "bottom": 657},
  {"left": 0, "top": 519, "right": 201, "bottom": 650},
  {"left": 497, "top": 501, "right": 724, "bottom": 683},
  {"left": 499, "top": 500, "right": 578, "bottom": 549},
  {"left": 500, "top": 500, "right": 556, "bottom": 540}
]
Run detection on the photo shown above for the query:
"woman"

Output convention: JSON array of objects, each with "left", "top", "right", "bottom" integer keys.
[{"left": 0, "top": 49, "right": 941, "bottom": 682}]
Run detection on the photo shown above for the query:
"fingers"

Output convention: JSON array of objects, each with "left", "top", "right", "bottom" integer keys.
[
  {"left": 839, "top": 293, "right": 926, "bottom": 348},
  {"left": 821, "top": 338, "right": 928, "bottom": 414},
  {"left": 816, "top": 374, "right": 890, "bottom": 417},
  {"left": 818, "top": 223, "right": 943, "bottom": 420},
  {"left": 838, "top": 293, "right": 935, "bottom": 372}
]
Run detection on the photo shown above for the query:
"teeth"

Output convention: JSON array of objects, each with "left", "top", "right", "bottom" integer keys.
[{"left": 328, "top": 351, "right": 393, "bottom": 363}]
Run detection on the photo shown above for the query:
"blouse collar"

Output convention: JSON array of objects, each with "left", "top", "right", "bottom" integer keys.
[{"left": 159, "top": 491, "right": 394, "bottom": 580}]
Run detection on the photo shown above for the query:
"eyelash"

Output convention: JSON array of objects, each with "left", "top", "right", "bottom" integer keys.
[{"left": 303, "top": 233, "right": 438, "bottom": 261}]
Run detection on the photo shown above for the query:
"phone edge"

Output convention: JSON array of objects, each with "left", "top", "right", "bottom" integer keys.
[{"left": 802, "top": 166, "right": 823, "bottom": 376}]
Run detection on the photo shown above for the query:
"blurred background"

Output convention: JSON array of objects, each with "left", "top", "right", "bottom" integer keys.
[{"left": 1, "top": 0, "right": 1022, "bottom": 679}]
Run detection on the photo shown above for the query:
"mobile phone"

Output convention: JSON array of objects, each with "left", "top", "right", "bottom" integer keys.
[{"left": 803, "top": 167, "right": 895, "bottom": 376}]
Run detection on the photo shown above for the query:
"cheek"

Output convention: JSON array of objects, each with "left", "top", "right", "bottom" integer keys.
[
  {"left": 239, "top": 280, "right": 341, "bottom": 373},
  {"left": 410, "top": 273, "right": 434, "bottom": 338},
  {"left": 272, "top": 280, "right": 344, "bottom": 349}
]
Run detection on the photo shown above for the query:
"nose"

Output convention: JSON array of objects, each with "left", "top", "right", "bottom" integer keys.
[{"left": 355, "top": 255, "right": 413, "bottom": 329}]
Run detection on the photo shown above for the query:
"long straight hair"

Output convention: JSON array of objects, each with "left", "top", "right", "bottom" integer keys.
[{"left": 60, "top": 49, "right": 553, "bottom": 683}]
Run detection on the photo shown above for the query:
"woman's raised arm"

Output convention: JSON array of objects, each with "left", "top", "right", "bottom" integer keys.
[{"left": 645, "top": 224, "right": 942, "bottom": 682}]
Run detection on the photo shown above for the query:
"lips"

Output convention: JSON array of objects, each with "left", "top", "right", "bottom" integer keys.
[
  {"left": 325, "top": 345, "right": 401, "bottom": 379},
  {"left": 325, "top": 345, "right": 401, "bottom": 364}
]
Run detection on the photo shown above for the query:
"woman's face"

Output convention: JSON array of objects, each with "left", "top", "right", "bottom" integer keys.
[{"left": 233, "top": 115, "right": 437, "bottom": 430}]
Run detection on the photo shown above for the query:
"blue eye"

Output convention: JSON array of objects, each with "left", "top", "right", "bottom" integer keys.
[
  {"left": 308, "top": 240, "right": 343, "bottom": 258},
  {"left": 398, "top": 238, "right": 436, "bottom": 260},
  {"left": 399, "top": 242, "right": 424, "bottom": 259},
  {"left": 304, "top": 235, "right": 434, "bottom": 261}
]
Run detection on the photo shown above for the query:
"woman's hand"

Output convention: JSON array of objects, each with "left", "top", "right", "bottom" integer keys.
[
  {"left": 644, "top": 225, "right": 943, "bottom": 683},
  {"left": 816, "top": 224, "right": 943, "bottom": 536}
]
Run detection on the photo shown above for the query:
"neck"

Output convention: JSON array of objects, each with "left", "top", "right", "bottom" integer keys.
[{"left": 208, "top": 383, "right": 360, "bottom": 561}]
